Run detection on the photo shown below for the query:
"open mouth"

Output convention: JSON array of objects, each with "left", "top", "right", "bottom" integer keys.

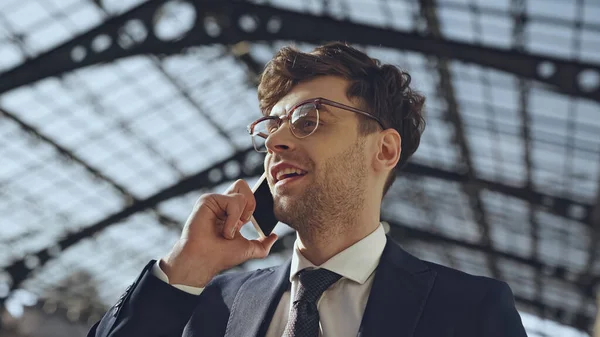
[
  {"left": 275, "top": 168, "right": 307, "bottom": 185},
  {"left": 275, "top": 174, "right": 306, "bottom": 187}
]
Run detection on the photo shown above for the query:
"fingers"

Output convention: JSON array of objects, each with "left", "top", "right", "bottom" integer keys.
[
  {"left": 224, "top": 180, "right": 256, "bottom": 227},
  {"left": 221, "top": 193, "right": 246, "bottom": 239},
  {"left": 196, "top": 180, "right": 257, "bottom": 240},
  {"left": 197, "top": 192, "right": 243, "bottom": 240}
]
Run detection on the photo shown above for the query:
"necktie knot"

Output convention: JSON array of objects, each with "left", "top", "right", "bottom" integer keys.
[
  {"left": 283, "top": 268, "right": 342, "bottom": 337},
  {"left": 295, "top": 268, "right": 342, "bottom": 304}
]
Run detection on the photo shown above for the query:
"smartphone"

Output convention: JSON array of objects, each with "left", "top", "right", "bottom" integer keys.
[{"left": 250, "top": 172, "right": 278, "bottom": 238}]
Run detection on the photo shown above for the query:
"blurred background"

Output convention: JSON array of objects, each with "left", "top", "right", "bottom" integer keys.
[{"left": 0, "top": 0, "right": 599, "bottom": 336}]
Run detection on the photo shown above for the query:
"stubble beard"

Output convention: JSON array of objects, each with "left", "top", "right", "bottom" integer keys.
[{"left": 273, "top": 139, "right": 368, "bottom": 242}]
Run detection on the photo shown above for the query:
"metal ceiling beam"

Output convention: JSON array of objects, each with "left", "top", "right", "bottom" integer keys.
[
  {"left": 566, "top": 7, "right": 599, "bottom": 330},
  {"left": 230, "top": 41, "right": 263, "bottom": 86},
  {"left": 384, "top": 219, "right": 533, "bottom": 271},
  {"left": 0, "top": 107, "right": 181, "bottom": 231},
  {"left": 0, "top": 10, "right": 186, "bottom": 230},
  {"left": 574, "top": 170, "right": 600, "bottom": 332},
  {"left": 87, "top": 0, "right": 237, "bottom": 151},
  {"left": 0, "top": 0, "right": 598, "bottom": 102},
  {"left": 422, "top": 0, "right": 600, "bottom": 33},
  {"left": 418, "top": 0, "right": 499, "bottom": 279},
  {"left": 382, "top": 219, "right": 594, "bottom": 295},
  {"left": 512, "top": 0, "right": 543, "bottom": 318},
  {"left": 414, "top": 176, "right": 460, "bottom": 269},
  {"left": 0, "top": 10, "right": 190, "bottom": 185},
  {"left": 403, "top": 162, "right": 595, "bottom": 225},
  {"left": 0, "top": 146, "right": 263, "bottom": 299}
]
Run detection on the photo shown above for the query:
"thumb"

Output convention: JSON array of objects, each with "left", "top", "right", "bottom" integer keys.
[{"left": 246, "top": 233, "right": 278, "bottom": 259}]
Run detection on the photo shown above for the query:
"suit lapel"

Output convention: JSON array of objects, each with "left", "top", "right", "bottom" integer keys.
[
  {"left": 224, "top": 261, "right": 290, "bottom": 337},
  {"left": 359, "top": 238, "right": 436, "bottom": 337}
]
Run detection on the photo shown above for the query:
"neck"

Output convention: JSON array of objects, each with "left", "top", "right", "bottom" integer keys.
[{"left": 295, "top": 210, "right": 381, "bottom": 266}]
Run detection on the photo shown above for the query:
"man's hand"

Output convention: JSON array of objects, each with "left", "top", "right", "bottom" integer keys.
[{"left": 159, "top": 179, "right": 278, "bottom": 288}]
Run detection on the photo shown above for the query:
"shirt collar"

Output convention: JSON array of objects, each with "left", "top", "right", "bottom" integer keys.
[{"left": 289, "top": 223, "right": 387, "bottom": 285}]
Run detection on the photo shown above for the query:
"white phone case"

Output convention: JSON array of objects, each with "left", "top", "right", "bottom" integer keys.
[{"left": 249, "top": 172, "right": 269, "bottom": 239}]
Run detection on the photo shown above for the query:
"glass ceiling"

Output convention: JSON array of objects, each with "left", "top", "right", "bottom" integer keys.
[{"left": 0, "top": 0, "right": 598, "bottom": 335}]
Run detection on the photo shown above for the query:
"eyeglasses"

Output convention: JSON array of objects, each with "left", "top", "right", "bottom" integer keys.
[{"left": 247, "top": 97, "right": 385, "bottom": 153}]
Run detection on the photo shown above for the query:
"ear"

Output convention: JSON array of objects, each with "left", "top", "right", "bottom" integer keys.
[{"left": 372, "top": 129, "right": 401, "bottom": 173}]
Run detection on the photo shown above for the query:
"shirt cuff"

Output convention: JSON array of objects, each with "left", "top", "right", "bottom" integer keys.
[{"left": 151, "top": 259, "right": 205, "bottom": 296}]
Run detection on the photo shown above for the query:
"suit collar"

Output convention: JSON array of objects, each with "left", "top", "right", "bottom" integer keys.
[
  {"left": 359, "top": 237, "right": 436, "bottom": 337},
  {"left": 224, "top": 261, "right": 290, "bottom": 337},
  {"left": 290, "top": 224, "right": 387, "bottom": 284}
]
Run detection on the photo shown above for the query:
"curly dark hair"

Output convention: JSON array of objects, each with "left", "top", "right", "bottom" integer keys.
[{"left": 257, "top": 42, "right": 426, "bottom": 198}]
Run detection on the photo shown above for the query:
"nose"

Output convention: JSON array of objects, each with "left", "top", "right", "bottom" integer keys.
[{"left": 265, "top": 121, "right": 297, "bottom": 154}]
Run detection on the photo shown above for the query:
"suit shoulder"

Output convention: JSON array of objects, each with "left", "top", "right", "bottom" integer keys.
[
  {"left": 423, "top": 260, "right": 511, "bottom": 303},
  {"left": 416, "top": 261, "right": 526, "bottom": 335},
  {"left": 199, "top": 267, "right": 275, "bottom": 305}
]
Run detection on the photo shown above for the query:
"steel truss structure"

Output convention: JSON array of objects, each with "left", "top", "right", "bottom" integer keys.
[{"left": 0, "top": 0, "right": 598, "bottom": 334}]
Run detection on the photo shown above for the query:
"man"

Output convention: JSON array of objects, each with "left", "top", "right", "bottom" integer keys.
[{"left": 88, "top": 42, "right": 527, "bottom": 336}]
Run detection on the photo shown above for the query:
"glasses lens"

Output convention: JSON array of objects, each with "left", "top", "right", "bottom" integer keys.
[
  {"left": 290, "top": 103, "right": 318, "bottom": 137},
  {"left": 252, "top": 134, "right": 266, "bottom": 152},
  {"left": 252, "top": 118, "right": 278, "bottom": 152}
]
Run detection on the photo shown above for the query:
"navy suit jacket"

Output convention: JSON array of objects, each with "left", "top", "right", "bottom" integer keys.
[{"left": 88, "top": 237, "right": 528, "bottom": 336}]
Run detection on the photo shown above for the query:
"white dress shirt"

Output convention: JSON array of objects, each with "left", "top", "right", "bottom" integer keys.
[{"left": 152, "top": 224, "right": 387, "bottom": 337}]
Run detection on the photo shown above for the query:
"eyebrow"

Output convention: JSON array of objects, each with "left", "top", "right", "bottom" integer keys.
[
  {"left": 268, "top": 108, "right": 285, "bottom": 117},
  {"left": 318, "top": 105, "right": 340, "bottom": 119},
  {"left": 269, "top": 100, "right": 341, "bottom": 119}
]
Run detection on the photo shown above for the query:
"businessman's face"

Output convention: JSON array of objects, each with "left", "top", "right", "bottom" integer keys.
[{"left": 264, "top": 76, "right": 369, "bottom": 235}]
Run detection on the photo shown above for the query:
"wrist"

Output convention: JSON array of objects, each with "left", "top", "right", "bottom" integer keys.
[{"left": 159, "top": 256, "right": 214, "bottom": 288}]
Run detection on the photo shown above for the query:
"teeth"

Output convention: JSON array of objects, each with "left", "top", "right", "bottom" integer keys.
[{"left": 276, "top": 167, "right": 307, "bottom": 181}]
